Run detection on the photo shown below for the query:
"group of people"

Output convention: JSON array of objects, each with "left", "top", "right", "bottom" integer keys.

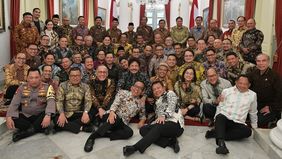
[{"left": 4, "top": 7, "right": 282, "bottom": 156}]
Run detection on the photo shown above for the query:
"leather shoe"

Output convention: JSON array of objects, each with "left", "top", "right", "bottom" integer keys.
[
  {"left": 173, "top": 139, "right": 180, "bottom": 153},
  {"left": 84, "top": 138, "right": 95, "bottom": 152},
  {"left": 123, "top": 145, "right": 136, "bottom": 156},
  {"left": 169, "top": 138, "right": 180, "bottom": 153},
  {"left": 12, "top": 127, "right": 35, "bottom": 142},
  {"left": 205, "top": 129, "right": 216, "bottom": 139},
  {"left": 216, "top": 139, "right": 229, "bottom": 154}
]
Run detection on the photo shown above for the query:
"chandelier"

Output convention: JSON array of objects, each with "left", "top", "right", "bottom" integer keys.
[{"left": 136, "top": 0, "right": 169, "bottom": 5}]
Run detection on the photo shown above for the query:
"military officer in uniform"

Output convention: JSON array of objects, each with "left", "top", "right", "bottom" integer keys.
[
  {"left": 54, "top": 67, "right": 95, "bottom": 134},
  {"left": 6, "top": 68, "right": 56, "bottom": 142}
]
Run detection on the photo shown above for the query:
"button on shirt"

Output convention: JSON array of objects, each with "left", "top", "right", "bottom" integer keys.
[{"left": 215, "top": 86, "right": 258, "bottom": 128}]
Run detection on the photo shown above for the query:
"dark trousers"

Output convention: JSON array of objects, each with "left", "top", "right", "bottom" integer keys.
[
  {"left": 13, "top": 112, "right": 46, "bottom": 132},
  {"left": 215, "top": 114, "right": 252, "bottom": 141},
  {"left": 4, "top": 85, "right": 19, "bottom": 100},
  {"left": 134, "top": 121, "right": 184, "bottom": 153},
  {"left": 89, "top": 113, "right": 133, "bottom": 140},
  {"left": 203, "top": 103, "right": 217, "bottom": 119},
  {"left": 258, "top": 111, "right": 281, "bottom": 127},
  {"left": 54, "top": 107, "right": 95, "bottom": 134},
  {"left": 186, "top": 106, "right": 200, "bottom": 117}
]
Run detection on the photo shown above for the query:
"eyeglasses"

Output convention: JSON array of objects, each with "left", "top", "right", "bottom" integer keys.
[
  {"left": 17, "top": 57, "right": 26, "bottom": 60},
  {"left": 133, "top": 84, "right": 144, "bottom": 90}
]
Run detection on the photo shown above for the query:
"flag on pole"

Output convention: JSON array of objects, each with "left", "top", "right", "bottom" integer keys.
[{"left": 189, "top": 0, "right": 199, "bottom": 29}]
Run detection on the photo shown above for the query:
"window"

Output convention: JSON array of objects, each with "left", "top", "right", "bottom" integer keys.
[
  {"left": 146, "top": 4, "right": 165, "bottom": 29},
  {"left": 222, "top": 0, "right": 245, "bottom": 28}
]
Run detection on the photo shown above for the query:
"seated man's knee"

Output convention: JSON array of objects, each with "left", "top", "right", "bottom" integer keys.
[{"left": 126, "top": 128, "right": 134, "bottom": 138}]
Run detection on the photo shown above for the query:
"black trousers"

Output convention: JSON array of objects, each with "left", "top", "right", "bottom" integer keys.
[
  {"left": 13, "top": 112, "right": 46, "bottom": 132},
  {"left": 54, "top": 107, "right": 95, "bottom": 134},
  {"left": 215, "top": 114, "right": 252, "bottom": 141},
  {"left": 134, "top": 121, "right": 184, "bottom": 153},
  {"left": 89, "top": 113, "right": 133, "bottom": 140},
  {"left": 203, "top": 103, "right": 217, "bottom": 119},
  {"left": 4, "top": 85, "right": 19, "bottom": 100},
  {"left": 258, "top": 111, "right": 280, "bottom": 127},
  {"left": 186, "top": 106, "right": 200, "bottom": 117}
]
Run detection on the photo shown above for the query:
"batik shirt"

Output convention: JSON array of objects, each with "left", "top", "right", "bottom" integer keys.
[
  {"left": 203, "top": 60, "right": 227, "bottom": 79},
  {"left": 117, "top": 71, "right": 151, "bottom": 96},
  {"left": 154, "top": 91, "right": 184, "bottom": 128},
  {"left": 110, "top": 90, "right": 146, "bottom": 125},
  {"left": 239, "top": 28, "right": 264, "bottom": 63}
]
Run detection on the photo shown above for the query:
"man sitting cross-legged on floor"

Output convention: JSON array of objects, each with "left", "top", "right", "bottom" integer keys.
[
  {"left": 6, "top": 68, "right": 56, "bottom": 142},
  {"left": 54, "top": 67, "right": 95, "bottom": 134},
  {"left": 84, "top": 81, "right": 147, "bottom": 152},
  {"left": 205, "top": 75, "right": 257, "bottom": 154}
]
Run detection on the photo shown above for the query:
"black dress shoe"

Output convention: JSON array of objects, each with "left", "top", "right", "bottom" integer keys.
[
  {"left": 172, "top": 139, "right": 180, "bottom": 153},
  {"left": 12, "top": 127, "right": 35, "bottom": 142},
  {"left": 205, "top": 129, "right": 216, "bottom": 139},
  {"left": 216, "top": 139, "right": 229, "bottom": 154},
  {"left": 169, "top": 138, "right": 180, "bottom": 153},
  {"left": 123, "top": 145, "right": 136, "bottom": 156},
  {"left": 84, "top": 138, "right": 95, "bottom": 152}
]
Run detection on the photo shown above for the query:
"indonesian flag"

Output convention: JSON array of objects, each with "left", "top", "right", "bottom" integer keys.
[
  {"left": 189, "top": 0, "right": 199, "bottom": 29},
  {"left": 110, "top": 0, "right": 118, "bottom": 28}
]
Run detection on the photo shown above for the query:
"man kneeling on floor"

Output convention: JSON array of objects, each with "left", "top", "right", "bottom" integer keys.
[
  {"left": 84, "top": 81, "right": 146, "bottom": 152},
  {"left": 6, "top": 68, "right": 56, "bottom": 142},
  {"left": 205, "top": 75, "right": 257, "bottom": 154}
]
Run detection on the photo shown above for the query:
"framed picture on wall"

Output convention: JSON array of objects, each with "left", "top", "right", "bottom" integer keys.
[
  {"left": 203, "top": 7, "right": 209, "bottom": 29},
  {"left": 97, "top": 7, "right": 107, "bottom": 26},
  {"left": 60, "top": 0, "right": 80, "bottom": 25},
  {"left": 0, "top": 0, "right": 5, "bottom": 33}
]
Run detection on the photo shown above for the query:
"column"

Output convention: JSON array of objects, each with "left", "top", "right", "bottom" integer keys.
[{"left": 119, "top": 0, "right": 129, "bottom": 32}]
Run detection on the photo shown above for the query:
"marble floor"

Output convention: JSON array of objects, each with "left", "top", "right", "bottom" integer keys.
[{"left": 0, "top": 124, "right": 271, "bottom": 159}]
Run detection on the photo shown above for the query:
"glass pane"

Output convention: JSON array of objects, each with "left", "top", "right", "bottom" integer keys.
[
  {"left": 146, "top": 12, "right": 153, "bottom": 17},
  {"left": 148, "top": 18, "right": 153, "bottom": 24},
  {"left": 157, "top": 12, "right": 164, "bottom": 17}
]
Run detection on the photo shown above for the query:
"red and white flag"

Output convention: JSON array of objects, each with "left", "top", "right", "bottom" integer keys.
[{"left": 189, "top": 0, "right": 199, "bottom": 29}]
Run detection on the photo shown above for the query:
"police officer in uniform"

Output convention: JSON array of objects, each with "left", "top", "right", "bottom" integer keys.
[
  {"left": 6, "top": 68, "right": 56, "bottom": 142},
  {"left": 54, "top": 67, "right": 95, "bottom": 134}
]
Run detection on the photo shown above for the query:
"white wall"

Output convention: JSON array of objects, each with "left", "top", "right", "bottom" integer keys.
[{"left": 0, "top": 0, "right": 11, "bottom": 82}]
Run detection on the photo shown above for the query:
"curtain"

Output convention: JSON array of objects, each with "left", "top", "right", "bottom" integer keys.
[
  {"left": 208, "top": 0, "right": 213, "bottom": 23},
  {"left": 273, "top": 0, "right": 282, "bottom": 76},
  {"left": 83, "top": 0, "right": 89, "bottom": 26},
  {"left": 217, "top": 0, "right": 221, "bottom": 27},
  {"left": 140, "top": 4, "right": 145, "bottom": 24},
  {"left": 189, "top": 0, "right": 198, "bottom": 29},
  {"left": 165, "top": 0, "right": 171, "bottom": 30},
  {"left": 10, "top": 0, "right": 20, "bottom": 58},
  {"left": 46, "top": 0, "right": 54, "bottom": 19},
  {"left": 109, "top": 0, "right": 115, "bottom": 28},
  {"left": 245, "top": 0, "right": 256, "bottom": 20},
  {"left": 93, "top": 0, "right": 98, "bottom": 18}
]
